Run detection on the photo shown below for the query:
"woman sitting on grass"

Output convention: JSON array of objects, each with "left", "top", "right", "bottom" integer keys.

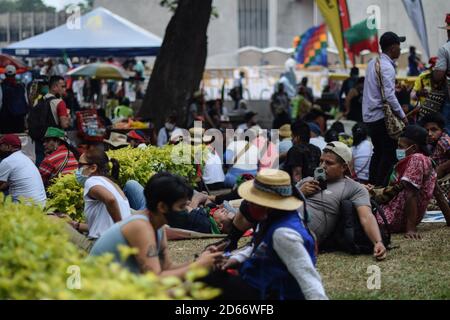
[
  {"left": 65, "top": 147, "right": 131, "bottom": 251},
  {"left": 89, "top": 172, "right": 222, "bottom": 275},
  {"left": 375, "top": 125, "right": 437, "bottom": 239}
]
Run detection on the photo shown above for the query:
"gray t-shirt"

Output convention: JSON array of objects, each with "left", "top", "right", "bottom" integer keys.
[
  {"left": 436, "top": 41, "right": 450, "bottom": 74},
  {"left": 298, "top": 177, "right": 371, "bottom": 244}
]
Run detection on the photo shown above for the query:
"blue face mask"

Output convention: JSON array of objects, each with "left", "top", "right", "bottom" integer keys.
[
  {"left": 396, "top": 149, "right": 406, "bottom": 161},
  {"left": 75, "top": 167, "right": 89, "bottom": 186},
  {"left": 396, "top": 145, "right": 413, "bottom": 161}
]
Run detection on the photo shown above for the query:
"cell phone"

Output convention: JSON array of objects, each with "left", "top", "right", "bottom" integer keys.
[{"left": 314, "top": 167, "right": 327, "bottom": 190}]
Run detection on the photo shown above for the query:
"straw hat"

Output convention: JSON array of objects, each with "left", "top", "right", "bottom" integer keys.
[
  {"left": 238, "top": 169, "right": 303, "bottom": 211},
  {"left": 104, "top": 132, "right": 129, "bottom": 148},
  {"left": 279, "top": 124, "right": 292, "bottom": 138}
]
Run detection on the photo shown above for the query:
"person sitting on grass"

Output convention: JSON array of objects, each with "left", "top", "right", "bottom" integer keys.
[
  {"left": 213, "top": 142, "right": 387, "bottom": 261},
  {"left": 420, "top": 113, "right": 450, "bottom": 179},
  {"left": 372, "top": 125, "right": 446, "bottom": 239},
  {"left": 89, "top": 172, "right": 223, "bottom": 275},
  {"left": 65, "top": 147, "right": 131, "bottom": 251},
  {"left": 39, "top": 127, "right": 79, "bottom": 188},
  {"left": 201, "top": 169, "right": 328, "bottom": 300}
]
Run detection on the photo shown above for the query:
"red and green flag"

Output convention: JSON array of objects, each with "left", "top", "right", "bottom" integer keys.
[{"left": 344, "top": 18, "right": 379, "bottom": 55}]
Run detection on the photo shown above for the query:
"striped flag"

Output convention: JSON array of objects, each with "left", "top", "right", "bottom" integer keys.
[{"left": 293, "top": 24, "right": 328, "bottom": 68}]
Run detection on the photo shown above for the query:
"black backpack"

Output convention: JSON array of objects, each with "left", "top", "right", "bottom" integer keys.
[
  {"left": 321, "top": 199, "right": 391, "bottom": 255},
  {"left": 27, "top": 96, "right": 58, "bottom": 141},
  {"left": 1, "top": 82, "right": 29, "bottom": 117}
]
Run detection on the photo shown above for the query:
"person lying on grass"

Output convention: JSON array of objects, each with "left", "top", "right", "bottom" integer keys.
[
  {"left": 210, "top": 142, "right": 387, "bottom": 261},
  {"left": 200, "top": 169, "right": 328, "bottom": 300},
  {"left": 89, "top": 172, "right": 223, "bottom": 275}
]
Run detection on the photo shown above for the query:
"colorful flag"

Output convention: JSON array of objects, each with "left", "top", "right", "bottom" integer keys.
[
  {"left": 338, "top": 0, "right": 354, "bottom": 64},
  {"left": 402, "top": 0, "right": 430, "bottom": 59},
  {"left": 316, "top": 0, "right": 346, "bottom": 68},
  {"left": 293, "top": 24, "right": 328, "bottom": 68},
  {"left": 344, "top": 18, "right": 379, "bottom": 55}
]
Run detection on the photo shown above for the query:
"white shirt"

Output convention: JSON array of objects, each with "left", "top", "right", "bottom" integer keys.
[
  {"left": 0, "top": 151, "right": 47, "bottom": 207},
  {"left": 83, "top": 176, "right": 131, "bottom": 239},
  {"left": 225, "top": 140, "right": 259, "bottom": 171},
  {"left": 310, "top": 136, "right": 327, "bottom": 151},
  {"left": 203, "top": 150, "right": 225, "bottom": 184},
  {"left": 352, "top": 139, "right": 373, "bottom": 181}
]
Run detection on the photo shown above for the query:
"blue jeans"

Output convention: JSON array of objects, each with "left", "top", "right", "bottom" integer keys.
[{"left": 123, "top": 180, "right": 146, "bottom": 210}]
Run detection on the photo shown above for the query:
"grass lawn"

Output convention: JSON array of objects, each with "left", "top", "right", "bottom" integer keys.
[{"left": 168, "top": 223, "right": 450, "bottom": 300}]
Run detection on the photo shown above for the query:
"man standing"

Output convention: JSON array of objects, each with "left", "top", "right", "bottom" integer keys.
[
  {"left": 434, "top": 13, "right": 450, "bottom": 133},
  {"left": 0, "top": 65, "right": 29, "bottom": 134},
  {"left": 363, "top": 32, "right": 408, "bottom": 186},
  {"left": 0, "top": 134, "right": 46, "bottom": 207}
]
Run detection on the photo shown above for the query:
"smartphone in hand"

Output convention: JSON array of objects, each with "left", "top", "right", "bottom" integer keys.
[{"left": 314, "top": 167, "right": 327, "bottom": 190}]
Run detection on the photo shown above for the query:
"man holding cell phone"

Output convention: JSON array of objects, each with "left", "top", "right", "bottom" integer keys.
[{"left": 298, "top": 141, "right": 386, "bottom": 260}]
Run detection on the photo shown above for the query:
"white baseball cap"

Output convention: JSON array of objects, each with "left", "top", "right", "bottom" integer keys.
[
  {"left": 323, "top": 141, "right": 353, "bottom": 166},
  {"left": 5, "top": 65, "right": 16, "bottom": 76}
]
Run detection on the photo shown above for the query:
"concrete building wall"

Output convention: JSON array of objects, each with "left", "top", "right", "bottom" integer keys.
[{"left": 94, "top": 0, "right": 239, "bottom": 67}]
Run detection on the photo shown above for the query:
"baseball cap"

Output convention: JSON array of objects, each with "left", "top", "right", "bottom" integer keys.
[
  {"left": 5, "top": 65, "right": 16, "bottom": 76},
  {"left": 323, "top": 141, "right": 352, "bottom": 166},
  {"left": 379, "top": 32, "right": 406, "bottom": 50},
  {"left": 0, "top": 134, "right": 22, "bottom": 149}
]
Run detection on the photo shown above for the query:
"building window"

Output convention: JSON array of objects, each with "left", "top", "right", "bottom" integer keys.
[{"left": 239, "top": 0, "right": 268, "bottom": 48}]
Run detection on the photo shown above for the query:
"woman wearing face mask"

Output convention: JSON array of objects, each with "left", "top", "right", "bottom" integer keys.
[
  {"left": 376, "top": 125, "right": 437, "bottom": 239},
  {"left": 157, "top": 115, "right": 178, "bottom": 147},
  {"left": 67, "top": 147, "right": 131, "bottom": 250},
  {"left": 90, "top": 172, "right": 223, "bottom": 275}
]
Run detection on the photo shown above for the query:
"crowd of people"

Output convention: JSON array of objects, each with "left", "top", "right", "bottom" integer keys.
[{"left": 2, "top": 15, "right": 450, "bottom": 300}]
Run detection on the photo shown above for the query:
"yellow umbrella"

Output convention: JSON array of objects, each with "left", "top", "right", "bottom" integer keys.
[{"left": 66, "top": 62, "right": 130, "bottom": 80}]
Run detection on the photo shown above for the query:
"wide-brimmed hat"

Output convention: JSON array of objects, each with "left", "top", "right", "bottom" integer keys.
[
  {"left": 279, "top": 124, "right": 292, "bottom": 138},
  {"left": 44, "top": 127, "right": 67, "bottom": 142},
  {"left": 104, "top": 132, "right": 129, "bottom": 148},
  {"left": 5, "top": 65, "right": 16, "bottom": 76},
  {"left": 238, "top": 169, "right": 303, "bottom": 211},
  {"left": 438, "top": 13, "right": 450, "bottom": 30}
]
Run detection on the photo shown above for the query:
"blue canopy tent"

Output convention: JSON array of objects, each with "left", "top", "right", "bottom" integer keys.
[{"left": 1, "top": 7, "right": 162, "bottom": 57}]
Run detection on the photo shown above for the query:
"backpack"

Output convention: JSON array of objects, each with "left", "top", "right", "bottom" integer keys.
[
  {"left": 321, "top": 199, "right": 391, "bottom": 255},
  {"left": 1, "top": 82, "right": 29, "bottom": 117},
  {"left": 27, "top": 96, "right": 58, "bottom": 141}
]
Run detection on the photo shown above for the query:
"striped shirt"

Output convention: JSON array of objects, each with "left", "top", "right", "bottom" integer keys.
[{"left": 39, "top": 145, "right": 78, "bottom": 186}]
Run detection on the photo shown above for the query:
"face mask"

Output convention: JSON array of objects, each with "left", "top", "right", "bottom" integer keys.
[
  {"left": 396, "top": 145, "right": 413, "bottom": 161},
  {"left": 165, "top": 123, "right": 175, "bottom": 131},
  {"left": 75, "top": 167, "right": 90, "bottom": 186}
]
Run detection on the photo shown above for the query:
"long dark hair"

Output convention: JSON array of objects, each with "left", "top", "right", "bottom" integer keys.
[
  {"left": 84, "top": 147, "right": 120, "bottom": 181},
  {"left": 352, "top": 123, "right": 368, "bottom": 147}
]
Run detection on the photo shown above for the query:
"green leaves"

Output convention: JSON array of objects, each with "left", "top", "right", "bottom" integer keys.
[
  {"left": 0, "top": 196, "right": 220, "bottom": 300},
  {"left": 47, "top": 145, "right": 202, "bottom": 221}
]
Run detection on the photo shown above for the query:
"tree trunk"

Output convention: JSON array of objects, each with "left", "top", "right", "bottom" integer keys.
[{"left": 138, "top": 0, "right": 213, "bottom": 130}]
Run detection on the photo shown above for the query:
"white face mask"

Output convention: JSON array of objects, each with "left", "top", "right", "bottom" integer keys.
[{"left": 165, "top": 123, "right": 175, "bottom": 131}]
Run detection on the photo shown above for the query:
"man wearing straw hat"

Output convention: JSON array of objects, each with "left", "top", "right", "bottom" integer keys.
[
  {"left": 434, "top": 13, "right": 450, "bottom": 132},
  {"left": 204, "top": 168, "right": 327, "bottom": 300}
]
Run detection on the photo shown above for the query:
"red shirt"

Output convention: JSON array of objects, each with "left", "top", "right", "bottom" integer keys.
[{"left": 39, "top": 145, "right": 78, "bottom": 186}]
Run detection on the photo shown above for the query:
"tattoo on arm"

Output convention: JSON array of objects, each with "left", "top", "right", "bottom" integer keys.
[{"left": 146, "top": 245, "right": 159, "bottom": 258}]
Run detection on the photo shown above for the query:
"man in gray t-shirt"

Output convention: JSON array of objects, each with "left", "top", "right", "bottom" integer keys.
[
  {"left": 299, "top": 176, "right": 370, "bottom": 244},
  {"left": 298, "top": 141, "right": 386, "bottom": 260}
]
